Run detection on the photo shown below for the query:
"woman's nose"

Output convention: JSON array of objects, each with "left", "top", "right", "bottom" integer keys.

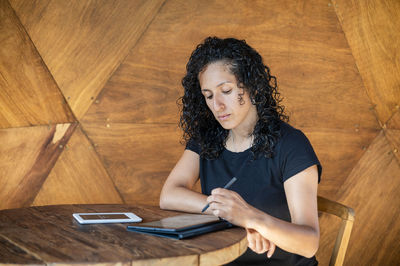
[{"left": 213, "top": 95, "right": 224, "bottom": 112}]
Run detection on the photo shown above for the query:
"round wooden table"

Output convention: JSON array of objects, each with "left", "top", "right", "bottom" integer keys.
[{"left": 0, "top": 204, "right": 247, "bottom": 265}]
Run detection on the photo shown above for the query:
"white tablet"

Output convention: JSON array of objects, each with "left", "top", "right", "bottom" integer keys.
[{"left": 73, "top": 212, "right": 142, "bottom": 224}]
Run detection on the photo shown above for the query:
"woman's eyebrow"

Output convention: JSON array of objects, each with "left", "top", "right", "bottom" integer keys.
[
  {"left": 201, "top": 81, "right": 233, "bottom": 92},
  {"left": 216, "top": 81, "right": 232, "bottom": 87}
]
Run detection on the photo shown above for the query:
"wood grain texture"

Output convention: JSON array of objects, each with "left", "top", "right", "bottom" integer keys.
[
  {"left": 0, "top": 204, "right": 246, "bottom": 264},
  {"left": 316, "top": 213, "right": 342, "bottom": 266},
  {"left": 81, "top": 0, "right": 380, "bottom": 202},
  {"left": 316, "top": 196, "right": 354, "bottom": 266},
  {"left": 82, "top": 123, "right": 184, "bottom": 205},
  {"left": 9, "top": 0, "right": 165, "bottom": 119},
  {"left": 32, "top": 126, "right": 123, "bottom": 206},
  {"left": 0, "top": 0, "right": 74, "bottom": 129},
  {"left": 386, "top": 108, "right": 400, "bottom": 129},
  {"left": 83, "top": 0, "right": 379, "bottom": 132},
  {"left": 199, "top": 236, "right": 247, "bottom": 265},
  {"left": 303, "top": 127, "right": 379, "bottom": 198},
  {"left": 384, "top": 129, "right": 400, "bottom": 165},
  {"left": 131, "top": 256, "right": 197, "bottom": 266},
  {"left": 333, "top": 131, "right": 400, "bottom": 265},
  {"left": 0, "top": 123, "right": 76, "bottom": 210},
  {"left": 333, "top": 0, "right": 400, "bottom": 126},
  {"left": 0, "top": 235, "right": 44, "bottom": 265}
]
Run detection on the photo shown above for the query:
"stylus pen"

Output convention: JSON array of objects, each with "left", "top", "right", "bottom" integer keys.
[{"left": 201, "top": 177, "right": 237, "bottom": 213}]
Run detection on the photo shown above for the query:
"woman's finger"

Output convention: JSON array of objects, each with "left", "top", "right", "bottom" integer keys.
[
  {"left": 267, "top": 242, "right": 276, "bottom": 258},
  {"left": 246, "top": 228, "right": 257, "bottom": 250}
]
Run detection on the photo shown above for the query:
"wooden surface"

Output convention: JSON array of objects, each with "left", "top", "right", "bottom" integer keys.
[
  {"left": 385, "top": 110, "right": 400, "bottom": 164},
  {"left": 0, "top": 123, "right": 76, "bottom": 210},
  {"left": 0, "top": 204, "right": 247, "bottom": 265},
  {"left": 0, "top": 0, "right": 74, "bottom": 129},
  {"left": 304, "top": 128, "right": 378, "bottom": 196},
  {"left": 10, "top": 0, "right": 165, "bottom": 119},
  {"left": 333, "top": 0, "right": 400, "bottom": 126},
  {"left": 32, "top": 126, "right": 123, "bottom": 206},
  {"left": 1, "top": 0, "right": 400, "bottom": 264},
  {"left": 317, "top": 196, "right": 354, "bottom": 266},
  {"left": 386, "top": 109, "right": 400, "bottom": 129},
  {"left": 81, "top": 0, "right": 381, "bottom": 204},
  {"left": 324, "top": 132, "right": 400, "bottom": 265},
  {"left": 82, "top": 123, "right": 184, "bottom": 205}
]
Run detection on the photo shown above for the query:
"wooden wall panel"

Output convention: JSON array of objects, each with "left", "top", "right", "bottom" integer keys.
[
  {"left": 0, "top": 0, "right": 397, "bottom": 263},
  {"left": 333, "top": 0, "right": 400, "bottom": 126},
  {"left": 82, "top": 123, "right": 183, "bottom": 205},
  {"left": 386, "top": 109, "right": 400, "bottom": 129},
  {"left": 0, "top": 0, "right": 74, "bottom": 129},
  {"left": 385, "top": 110, "right": 400, "bottom": 163},
  {"left": 384, "top": 129, "right": 400, "bottom": 165},
  {"left": 82, "top": 0, "right": 380, "bottom": 202},
  {"left": 329, "top": 131, "right": 400, "bottom": 265},
  {"left": 9, "top": 0, "right": 165, "bottom": 119},
  {"left": 33, "top": 126, "right": 123, "bottom": 206},
  {"left": 83, "top": 0, "right": 379, "bottom": 130},
  {"left": 304, "top": 128, "right": 378, "bottom": 197},
  {"left": 0, "top": 123, "right": 76, "bottom": 210}
]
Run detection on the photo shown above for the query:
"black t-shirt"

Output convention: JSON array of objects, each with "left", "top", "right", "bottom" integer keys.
[{"left": 186, "top": 122, "right": 321, "bottom": 266}]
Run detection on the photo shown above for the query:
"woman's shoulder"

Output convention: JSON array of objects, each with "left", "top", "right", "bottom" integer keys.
[
  {"left": 279, "top": 121, "right": 305, "bottom": 139},
  {"left": 277, "top": 121, "right": 313, "bottom": 153},
  {"left": 185, "top": 138, "right": 201, "bottom": 154}
]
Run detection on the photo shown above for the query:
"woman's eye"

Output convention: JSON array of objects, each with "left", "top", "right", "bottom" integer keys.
[
  {"left": 222, "top": 89, "right": 232, "bottom": 94},
  {"left": 205, "top": 95, "right": 213, "bottom": 100}
]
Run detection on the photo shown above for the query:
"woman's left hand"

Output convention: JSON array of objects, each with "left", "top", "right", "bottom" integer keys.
[
  {"left": 247, "top": 228, "right": 276, "bottom": 258},
  {"left": 207, "top": 188, "right": 253, "bottom": 227}
]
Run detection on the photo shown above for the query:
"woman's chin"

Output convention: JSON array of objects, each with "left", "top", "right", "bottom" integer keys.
[{"left": 218, "top": 122, "right": 234, "bottom": 130}]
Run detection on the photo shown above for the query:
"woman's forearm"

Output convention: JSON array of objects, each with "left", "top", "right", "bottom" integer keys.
[
  {"left": 246, "top": 207, "right": 319, "bottom": 258},
  {"left": 160, "top": 185, "right": 212, "bottom": 214}
]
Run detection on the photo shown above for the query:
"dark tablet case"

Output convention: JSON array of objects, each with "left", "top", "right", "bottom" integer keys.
[{"left": 126, "top": 215, "right": 233, "bottom": 239}]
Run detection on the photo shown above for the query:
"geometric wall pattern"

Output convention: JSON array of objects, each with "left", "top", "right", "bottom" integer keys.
[{"left": 1, "top": 0, "right": 399, "bottom": 265}]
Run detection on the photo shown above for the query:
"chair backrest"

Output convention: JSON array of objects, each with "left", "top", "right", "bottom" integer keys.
[{"left": 317, "top": 196, "right": 355, "bottom": 266}]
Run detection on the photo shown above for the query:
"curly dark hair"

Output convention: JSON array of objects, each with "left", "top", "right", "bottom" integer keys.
[{"left": 179, "top": 36, "right": 288, "bottom": 159}]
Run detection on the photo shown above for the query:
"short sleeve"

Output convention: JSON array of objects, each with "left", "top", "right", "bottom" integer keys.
[
  {"left": 185, "top": 138, "right": 201, "bottom": 154},
  {"left": 279, "top": 128, "right": 322, "bottom": 183}
]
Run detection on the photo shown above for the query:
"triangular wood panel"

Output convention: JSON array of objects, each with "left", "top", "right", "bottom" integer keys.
[
  {"left": 33, "top": 126, "right": 123, "bottom": 206},
  {"left": 83, "top": 0, "right": 379, "bottom": 130},
  {"left": 384, "top": 129, "right": 400, "bottom": 165},
  {"left": 82, "top": 0, "right": 380, "bottom": 201},
  {"left": 9, "top": 0, "right": 165, "bottom": 119},
  {"left": 304, "top": 128, "right": 379, "bottom": 198},
  {"left": 0, "top": 0, "right": 399, "bottom": 264},
  {"left": 333, "top": 0, "right": 400, "bottom": 126},
  {"left": 0, "top": 123, "right": 76, "bottom": 210},
  {"left": 324, "top": 131, "right": 400, "bottom": 265},
  {"left": 0, "top": 0, "right": 74, "bottom": 129},
  {"left": 82, "top": 123, "right": 183, "bottom": 205},
  {"left": 386, "top": 109, "right": 400, "bottom": 129}
]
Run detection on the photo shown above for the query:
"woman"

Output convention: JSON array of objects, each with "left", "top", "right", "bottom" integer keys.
[{"left": 160, "top": 37, "right": 321, "bottom": 265}]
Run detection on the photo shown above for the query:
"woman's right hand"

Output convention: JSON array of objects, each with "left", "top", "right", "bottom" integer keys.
[{"left": 246, "top": 228, "right": 276, "bottom": 258}]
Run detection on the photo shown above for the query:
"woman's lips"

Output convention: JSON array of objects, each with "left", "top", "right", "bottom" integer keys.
[{"left": 218, "top": 114, "right": 230, "bottom": 121}]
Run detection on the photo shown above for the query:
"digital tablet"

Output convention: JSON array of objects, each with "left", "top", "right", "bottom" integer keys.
[
  {"left": 126, "top": 213, "right": 233, "bottom": 239},
  {"left": 128, "top": 214, "right": 221, "bottom": 232},
  {"left": 73, "top": 212, "right": 142, "bottom": 224}
]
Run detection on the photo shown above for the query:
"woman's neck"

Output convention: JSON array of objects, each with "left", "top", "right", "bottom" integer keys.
[
  {"left": 226, "top": 102, "right": 258, "bottom": 152},
  {"left": 227, "top": 130, "right": 254, "bottom": 152}
]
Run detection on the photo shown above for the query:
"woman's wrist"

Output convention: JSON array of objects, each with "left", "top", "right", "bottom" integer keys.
[{"left": 243, "top": 206, "right": 269, "bottom": 230}]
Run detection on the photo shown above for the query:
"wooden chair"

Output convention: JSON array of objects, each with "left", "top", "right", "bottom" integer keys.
[{"left": 317, "top": 196, "right": 355, "bottom": 266}]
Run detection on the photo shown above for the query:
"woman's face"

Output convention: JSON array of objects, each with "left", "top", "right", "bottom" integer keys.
[{"left": 198, "top": 61, "right": 257, "bottom": 131}]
